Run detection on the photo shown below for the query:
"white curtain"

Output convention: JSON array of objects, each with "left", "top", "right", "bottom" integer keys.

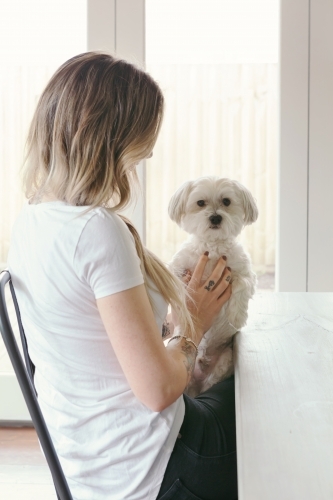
[{"left": 0, "top": 65, "right": 55, "bottom": 268}]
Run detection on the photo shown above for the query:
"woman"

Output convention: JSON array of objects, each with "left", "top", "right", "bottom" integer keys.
[{"left": 8, "top": 52, "right": 237, "bottom": 500}]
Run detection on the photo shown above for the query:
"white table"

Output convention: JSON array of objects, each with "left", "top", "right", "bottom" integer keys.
[{"left": 234, "top": 292, "right": 333, "bottom": 500}]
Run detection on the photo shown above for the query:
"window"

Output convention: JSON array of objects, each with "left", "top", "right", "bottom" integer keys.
[{"left": 145, "top": 0, "right": 278, "bottom": 291}]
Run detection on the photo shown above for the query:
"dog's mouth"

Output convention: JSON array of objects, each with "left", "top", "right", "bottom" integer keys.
[{"left": 209, "top": 225, "right": 221, "bottom": 230}]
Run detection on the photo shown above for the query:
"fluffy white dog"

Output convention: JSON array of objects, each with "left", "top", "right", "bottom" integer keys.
[{"left": 168, "top": 176, "right": 258, "bottom": 396}]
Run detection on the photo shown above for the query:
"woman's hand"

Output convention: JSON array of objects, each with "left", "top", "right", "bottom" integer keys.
[{"left": 174, "top": 254, "right": 232, "bottom": 344}]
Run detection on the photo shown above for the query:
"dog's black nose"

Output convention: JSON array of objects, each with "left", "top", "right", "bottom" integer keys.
[{"left": 209, "top": 214, "right": 222, "bottom": 225}]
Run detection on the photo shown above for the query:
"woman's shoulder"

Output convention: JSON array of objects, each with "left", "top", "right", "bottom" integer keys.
[
  {"left": 81, "top": 207, "right": 129, "bottom": 237},
  {"left": 76, "top": 207, "right": 137, "bottom": 257},
  {"left": 73, "top": 207, "right": 143, "bottom": 294}
]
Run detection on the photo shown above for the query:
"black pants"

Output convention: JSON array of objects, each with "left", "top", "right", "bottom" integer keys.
[{"left": 156, "top": 376, "right": 237, "bottom": 500}]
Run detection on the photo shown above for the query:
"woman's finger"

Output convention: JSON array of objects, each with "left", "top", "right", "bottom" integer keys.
[
  {"left": 217, "top": 282, "right": 232, "bottom": 302},
  {"left": 202, "top": 257, "right": 228, "bottom": 291},
  {"left": 211, "top": 266, "right": 232, "bottom": 295},
  {"left": 189, "top": 252, "right": 210, "bottom": 288},
  {"left": 181, "top": 269, "right": 192, "bottom": 286}
]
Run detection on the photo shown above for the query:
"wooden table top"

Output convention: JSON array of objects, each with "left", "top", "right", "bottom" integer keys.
[{"left": 234, "top": 292, "right": 333, "bottom": 500}]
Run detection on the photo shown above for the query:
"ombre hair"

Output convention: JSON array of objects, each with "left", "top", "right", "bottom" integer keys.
[
  {"left": 24, "top": 52, "right": 163, "bottom": 209},
  {"left": 24, "top": 52, "right": 195, "bottom": 336}
]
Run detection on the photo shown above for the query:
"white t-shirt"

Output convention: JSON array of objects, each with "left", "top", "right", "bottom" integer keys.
[{"left": 8, "top": 201, "right": 185, "bottom": 500}]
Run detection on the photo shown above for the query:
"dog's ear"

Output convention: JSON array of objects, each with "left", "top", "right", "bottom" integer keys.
[
  {"left": 168, "top": 180, "right": 194, "bottom": 225},
  {"left": 238, "top": 183, "right": 258, "bottom": 225}
]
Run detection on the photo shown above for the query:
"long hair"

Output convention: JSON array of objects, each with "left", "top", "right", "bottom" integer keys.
[{"left": 24, "top": 52, "right": 195, "bottom": 336}]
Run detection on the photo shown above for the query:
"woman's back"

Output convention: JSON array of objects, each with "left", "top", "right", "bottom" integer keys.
[{"left": 8, "top": 201, "right": 185, "bottom": 500}]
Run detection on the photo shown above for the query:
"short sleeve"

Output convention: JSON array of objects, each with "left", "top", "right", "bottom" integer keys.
[{"left": 74, "top": 209, "right": 144, "bottom": 299}]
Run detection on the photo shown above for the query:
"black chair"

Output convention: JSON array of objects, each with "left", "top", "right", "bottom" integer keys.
[{"left": 0, "top": 269, "right": 73, "bottom": 500}]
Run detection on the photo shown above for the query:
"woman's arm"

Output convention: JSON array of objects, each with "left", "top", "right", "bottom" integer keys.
[{"left": 97, "top": 253, "right": 231, "bottom": 412}]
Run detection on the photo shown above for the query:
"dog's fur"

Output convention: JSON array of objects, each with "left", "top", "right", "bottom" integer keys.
[{"left": 168, "top": 177, "right": 258, "bottom": 396}]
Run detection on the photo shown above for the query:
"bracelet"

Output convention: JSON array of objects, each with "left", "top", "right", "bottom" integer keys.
[{"left": 167, "top": 335, "right": 198, "bottom": 355}]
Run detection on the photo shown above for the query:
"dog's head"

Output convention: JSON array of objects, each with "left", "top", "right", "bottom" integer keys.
[{"left": 168, "top": 177, "right": 258, "bottom": 241}]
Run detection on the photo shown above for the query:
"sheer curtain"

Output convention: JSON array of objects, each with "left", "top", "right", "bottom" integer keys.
[
  {"left": 146, "top": 63, "right": 277, "bottom": 275},
  {"left": 0, "top": 66, "right": 54, "bottom": 267},
  {"left": 0, "top": 0, "right": 87, "bottom": 268},
  {"left": 145, "top": 0, "right": 278, "bottom": 278}
]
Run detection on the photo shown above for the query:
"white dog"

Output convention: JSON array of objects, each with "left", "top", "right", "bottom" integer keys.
[{"left": 168, "top": 176, "right": 258, "bottom": 396}]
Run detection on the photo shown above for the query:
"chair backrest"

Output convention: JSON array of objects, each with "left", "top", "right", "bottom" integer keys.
[{"left": 0, "top": 270, "right": 73, "bottom": 500}]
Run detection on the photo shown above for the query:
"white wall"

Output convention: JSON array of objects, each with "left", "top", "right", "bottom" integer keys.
[
  {"left": 278, "top": 0, "right": 333, "bottom": 291},
  {"left": 307, "top": 0, "right": 333, "bottom": 292}
]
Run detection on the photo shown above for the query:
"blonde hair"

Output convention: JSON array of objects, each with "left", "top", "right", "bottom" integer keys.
[{"left": 24, "top": 52, "right": 195, "bottom": 336}]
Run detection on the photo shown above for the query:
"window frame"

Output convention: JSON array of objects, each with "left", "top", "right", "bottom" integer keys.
[{"left": 88, "top": 0, "right": 147, "bottom": 242}]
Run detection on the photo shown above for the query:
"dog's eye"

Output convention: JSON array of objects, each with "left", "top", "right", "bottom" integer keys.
[
  {"left": 222, "top": 198, "right": 231, "bottom": 207},
  {"left": 197, "top": 200, "right": 206, "bottom": 207}
]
